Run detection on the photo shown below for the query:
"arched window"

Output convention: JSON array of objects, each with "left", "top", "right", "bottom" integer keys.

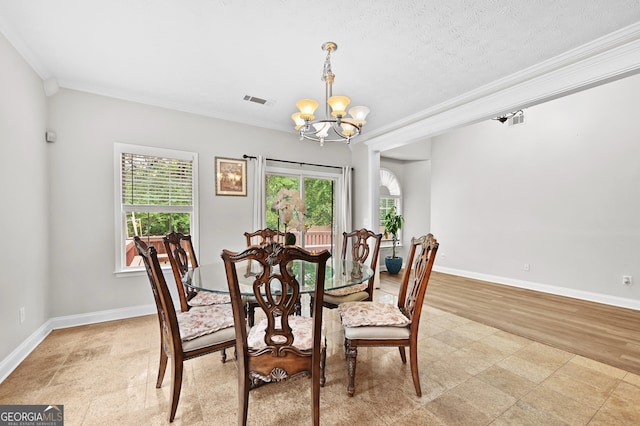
[{"left": 379, "top": 168, "right": 401, "bottom": 242}]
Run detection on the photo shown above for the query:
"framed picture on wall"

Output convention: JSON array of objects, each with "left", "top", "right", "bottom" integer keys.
[{"left": 215, "top": 157, "right": 247, "bottom": 196}]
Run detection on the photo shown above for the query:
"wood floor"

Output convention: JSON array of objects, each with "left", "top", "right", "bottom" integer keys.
[{"left": 380, "top": 270, "right": 640, "bottom": 375}]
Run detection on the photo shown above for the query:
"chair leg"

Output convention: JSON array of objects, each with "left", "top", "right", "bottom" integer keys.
[
  {"left": 409, "top": 343, "right": 422, "bottom": 397},
  {"left": 220, "top": 349, "right": 227, "bottom": 363},
  {"left": 238, "top": 375, "right": 250, "bottom": 426},
  {"left": 169, "top": 358, "right": 183, "bottom": 422},
  {"left": 346, "top": 341, "right": 358, "bottom": 397},
  {"left": 247, "top": 304, "right": 255, "bottom": 327},
  {"left": 313, "top": 360, "right": 321, "bottom": 426},
  {"left": 320, "top": 341, "right": 326, "bottom": 387},
  {"left": 295, "top": 295, "right": 302, "bottom": 316},
  {"left": 156, "top": 346, "right": 168, "bottom": 388},
  {"left": 398, "top": 346, "right": 407, "bottom": 363}
]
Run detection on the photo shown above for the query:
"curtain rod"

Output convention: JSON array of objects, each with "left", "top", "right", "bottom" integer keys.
[{"left": 242, "top": 154, "right": 350, "bottom": 171}]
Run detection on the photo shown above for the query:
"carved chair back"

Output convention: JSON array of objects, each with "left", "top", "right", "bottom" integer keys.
[
  {"left": 398, "top": 234, "right": 439, "bottom": 332},
  {"left": 341, "top": 228, "right": 382, "bottom": 300},
  {"left": 163, "top": 232, "right": 199, "bottom": 312},
  {"left": 244, "top": 228, "right": 286, "bottom": 246},
  {"left": 244, "top": 228, "right": 289, "bottom": 323}
]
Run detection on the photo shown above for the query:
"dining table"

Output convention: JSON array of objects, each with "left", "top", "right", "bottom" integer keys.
[{"left": 185, "top": 258, "right": 374, "bottom": 296}]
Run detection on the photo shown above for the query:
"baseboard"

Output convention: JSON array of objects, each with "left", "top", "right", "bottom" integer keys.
[
  {"left": 48, "top": 304, "right": 155, "bottom": 329},
  {"left": 433, "top": 266, "right": 640, "bottom": 311},
  {"left": 0, "top": 321, "right": 52, "bottom": 384},
  {"left": 0, "top": 304, "right": 155, "bottom": 383}
]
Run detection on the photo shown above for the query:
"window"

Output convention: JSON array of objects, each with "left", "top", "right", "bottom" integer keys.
[
  {"left": 266, "top": 173, "right": 336, "bottom": 252},
  {"left": 264, "top": 163, "right": 346, "bottom": 255},
  {"left": 379, "top": 168, "right": 401, "bottom": 243},
  {"left": 114, "top": 143, "right": 198, "bottom": 273}
]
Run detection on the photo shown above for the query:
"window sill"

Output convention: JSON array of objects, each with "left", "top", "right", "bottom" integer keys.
[
  {"left": 381, "top": 241, "right": 402, "bottom": 248},
  {"left": 114, "top": 264, "right": 171, "bottom": 278},
  {"left": 114, "top": 268, "right": 146, "bottom": 278}
]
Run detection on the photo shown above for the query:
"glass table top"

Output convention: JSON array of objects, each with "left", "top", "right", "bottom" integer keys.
[{"left": 185, "top": 258, "right": 373, "bottom": 296}]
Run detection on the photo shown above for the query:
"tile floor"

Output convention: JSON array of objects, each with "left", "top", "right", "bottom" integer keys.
[{"left": 1, "top": 284, "right": 639, "bottom": 425}]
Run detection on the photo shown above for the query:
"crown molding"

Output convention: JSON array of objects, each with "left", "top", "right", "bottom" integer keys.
[
  {"left": 0, "top": 14, "right": 51, "bottom": 79},
  {"left": 364, "top": 22, "right": 640, "bottom": 152}
]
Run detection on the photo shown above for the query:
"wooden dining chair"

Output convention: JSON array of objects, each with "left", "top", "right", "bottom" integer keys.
[
  {"left": 339, "top": 234, "right": 438, "bottom": 397},
  {"left": 311, "top": 228, "right": 382, "bottom": 314},
  {"left": 243, "top": 228, "right": 288, "bottom": 326},
  {"left": 244, "top": 228, "right": 286, "bottom": 246},
  {"left": 163, "top": 231, "right": 231, "bottom": 312},
  {"left": 222, "top": 242, "right": 331, "bottom": 426},
  {"left": 134, "top": 236, "right": 236, "bottom": 422}
]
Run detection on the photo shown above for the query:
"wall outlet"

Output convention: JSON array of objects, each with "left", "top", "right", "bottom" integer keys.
[
  {"left": 19, "top": 307, "right": 25, "bottom": 324},
  {"left": 622, "top": 276, "right": 633, "bottom": 286},
  {"left": 523, "top": 263, "right": 530, "bottom": 271}
]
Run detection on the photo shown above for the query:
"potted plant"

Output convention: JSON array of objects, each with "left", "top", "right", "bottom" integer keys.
[{"left": 383, "top": 206, "right": 404, "bottom": 274}]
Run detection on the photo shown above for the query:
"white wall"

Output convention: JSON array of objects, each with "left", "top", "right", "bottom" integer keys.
[
  {"left": 0, "top": 33, "right": 49, "bottom": 362},
  {"left": 431, "top": 73, "right": 640, "bottom": 307},
  {"left": 46, "top": 89, "right": 352, "bottom": 317},
  {"left": 379, "top": 157, "right": 432, "bottom": 267},
  {"left": 403, "top": 159, "right": 432, "bottom": 249},
  {"left": 350, "top": 142, "right": 376, "bottom": 230}
]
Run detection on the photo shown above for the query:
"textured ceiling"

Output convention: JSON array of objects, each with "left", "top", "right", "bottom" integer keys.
[{"left": 1, "top": 0, "right": 640, "bottom": 149}]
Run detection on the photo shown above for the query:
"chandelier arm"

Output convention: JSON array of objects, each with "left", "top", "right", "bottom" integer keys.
[
  {"left": 330, "top": 121, "right": 343, "bottom": 135},
  {"left": 299, "top": 119, "right": 361, "bottom": 142},
  {"left": 299, "top": 133, "right": 355, "bottom": 143}
]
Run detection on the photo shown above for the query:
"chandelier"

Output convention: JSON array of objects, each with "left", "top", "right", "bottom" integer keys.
[{"left": 291, "top": 42, "right": 369, "bottom": 146}]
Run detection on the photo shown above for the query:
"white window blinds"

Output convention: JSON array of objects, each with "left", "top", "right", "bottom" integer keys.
[{"left": 121, "top": 153, "right": 193, "bottom": 207}]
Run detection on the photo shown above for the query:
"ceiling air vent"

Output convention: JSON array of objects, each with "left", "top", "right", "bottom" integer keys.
[{"left": 243, "top": 95, "right": 268, "bottom": 105}]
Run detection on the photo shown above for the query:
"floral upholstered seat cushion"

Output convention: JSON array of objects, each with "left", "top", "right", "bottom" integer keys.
[
  {"left": 177, "top": 303, "right": 235, "bottom": 341},
  {"left": 188, "top": 291, "right": 231, "bottom": 306},
  {"left": 325, "top": 282, "right": 368, "bottom": 297},
  {"left": 339, "top": 301, "right": 410, "bottom": 328},
  {"left": 248, "top": 315, "right": 325, "bottom": 350},
  {"left": 183, "top": 270, "right": 231, "bottom": 305}
]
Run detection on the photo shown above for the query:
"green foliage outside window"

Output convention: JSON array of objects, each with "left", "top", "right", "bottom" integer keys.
[
  {"left": 265, "top": 174, "right": 335, "bottom": 230},
  {"left": 304, "top": 178, "right": 334, "bottom": 227},
  {"left": 266, "top": 175, "right": 299, "bottom": 229},
  {"left": 126, "top": 212, "right": 191, "bottom": 237}
]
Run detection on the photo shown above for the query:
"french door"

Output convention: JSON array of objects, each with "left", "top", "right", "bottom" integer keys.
[{"left": 265, "top": 167, "right": 342, "bottom": 254}]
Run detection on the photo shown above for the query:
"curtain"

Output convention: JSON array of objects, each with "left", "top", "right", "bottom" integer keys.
[
  {"left": 252, "top": 155, "right": 267, "bottom": 231},
  {"left": 337, "top": 166, "right": 353, "bottom": 255}
]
